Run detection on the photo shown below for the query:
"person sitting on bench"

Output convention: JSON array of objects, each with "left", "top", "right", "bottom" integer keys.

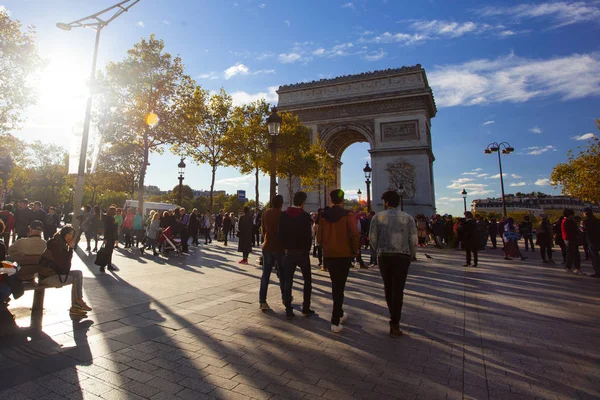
[
  {"left": 8, "top": 220, "right": 47, "bottom": 280},
  {"left": 39, "top": 226, "right": 91, "bottom": 318}
]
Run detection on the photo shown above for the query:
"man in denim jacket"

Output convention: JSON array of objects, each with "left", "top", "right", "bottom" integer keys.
[{"left": 369, "top": 190, "right": 417, "bottom": 337}]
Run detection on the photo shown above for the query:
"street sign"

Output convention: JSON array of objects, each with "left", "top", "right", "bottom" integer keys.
[{"left": 237, "top": 190, "right": 248, "bottom": 203}]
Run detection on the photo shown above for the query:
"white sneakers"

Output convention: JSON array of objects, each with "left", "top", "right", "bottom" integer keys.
[{"left": 331, "top": 313, "right": 348, "bottom": 333}]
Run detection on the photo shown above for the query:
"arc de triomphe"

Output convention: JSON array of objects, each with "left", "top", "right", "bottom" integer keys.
[{"left": 276, "top": 65, "right": 437, "bottom": 215}]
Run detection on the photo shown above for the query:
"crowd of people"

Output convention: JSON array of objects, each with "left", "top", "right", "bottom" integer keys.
[
  {"left": 1, "top": 192, "right": 598, "bottom": 337},
  {"left": 405, "top": 210, "right": 599, "bottom": 276}
]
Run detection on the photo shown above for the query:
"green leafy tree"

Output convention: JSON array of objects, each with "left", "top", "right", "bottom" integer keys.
[
  {"left": 177, "top": 87, "right": 232, "bottom": 213},
  {"left": 551, "top": 124, "right": 600, "bottom": 203},
  {"left": 226, "top": 100, "right": 270, "bottom": 206},
  {"left": 276, "top": 112, "right": 318, "bottom": 205},
  {"left": 98, "top": 34, "right": 195, "bottom": 213},
  {"left": 0, "top": 10, "right": 43, "bottom": 134},
  {"left": 301, "top": 138, "right": 337, "bottom": 209}
]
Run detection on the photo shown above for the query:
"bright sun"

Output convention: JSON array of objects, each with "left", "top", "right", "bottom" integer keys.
[{"left": 25, "top": 53, "right": 90, "bottom": 145}]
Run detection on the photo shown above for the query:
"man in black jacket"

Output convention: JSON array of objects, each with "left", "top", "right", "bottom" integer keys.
[
  {"left": 278, "top": 192, "right": 314, "bottom": 319},
  {"left": 582, "top": 208, "right": 600, "bottom": 277},
  {"left": 462, "top": 212, "right": 478, "bottom": 267}
]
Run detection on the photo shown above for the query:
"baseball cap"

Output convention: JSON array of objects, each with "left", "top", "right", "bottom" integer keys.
[{"left": 29, "top": 220, "right": 43, "bottom": 231}]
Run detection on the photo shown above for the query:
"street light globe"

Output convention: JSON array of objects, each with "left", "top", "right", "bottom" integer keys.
[
  {"left": 461, "top": 189, "right": 467, "bottom": 198},
  {"left": 56, "top": 22, "right": 72, "bottom": 31}
]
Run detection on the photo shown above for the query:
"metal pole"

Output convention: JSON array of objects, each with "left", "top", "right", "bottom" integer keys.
[
  {"left": 463, "top": 197, "right": 467, "bottom": 213},
  {"left": 498, "top": 150, "right": 507, "bottom": 217},
  {"left": 72, "top": 26, "right": 102, "bottom": 232},
  {"left": 366, "top": 179, "right": 371, "bottom": 213},
  {"left": 178, "top": 175, "right": 184, "bottom": 206},
  {"left": 269, "top": 138, "right": 277, "bottom": 202}
]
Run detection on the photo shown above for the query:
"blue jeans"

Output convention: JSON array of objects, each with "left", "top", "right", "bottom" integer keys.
[
  {"left": 282, "top": 252, "right": 312, "bottom": 313},
  {"left": 260, "top": 250, "right": 284, "bottom": 303}
]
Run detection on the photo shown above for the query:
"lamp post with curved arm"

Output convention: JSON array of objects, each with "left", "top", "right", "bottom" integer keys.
[
  {"left": 56, "top": 0, "right": 139, "bottom": 231},
  {"left": 484, "top": 142, "right": 515, "bottom": 217}
]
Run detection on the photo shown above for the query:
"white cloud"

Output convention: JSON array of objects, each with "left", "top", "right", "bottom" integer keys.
[
  {"left": 487, "top": 173, "right": 507, "bottom": 179},
  {"left": 479, "top": 2, "right": 600, "bottom": 28},
  {"left": 510, "top": 182, "right": 526, "bottom": 187},
  {"left": 428, "top": 52, "right": 600, "bottom": 107},
  {"left": 526, "top": 145, "right": 556, "bottom": 155},
  {"left": 473, "top": 168, "right": 483, "bottom": 171},
  {"left": 462, "top": 172, "right": 478, "bottom": 176},
  {"left": 224, "top": 63, "right": 250, "bottom": 79},
  {"left": 230, "top": 86, "right": 278, "bottom": 107},
  {"left": 477, "top": 173, "right": 489, "bottom": 178},
  {"left": 136, "top": 21, "right": 144, "bottom": 28},
  {"left": 529, "top": 126, "right": 543, "bottom": 134},
  {"left": 365, "top": 31, "right": 427, "bottom": 45},
  {"left": 483, "top": 120, "right": 495, "bottom": 125},
  {"left": 259, "top": 3, "right": 266, "bottom": 8},
  {"left": 197, "top": 72, "right": 219, "bottom": 80},
  {"left": 447, "top": 179, "right": 494, "bottom": 196},
  {"left": 511, "top": 174, "right": 522, "bottom": 178},
  {"left": 162, "top": 20, "right": 170, "bottom": 25},
  {"left": 284, "top": 20, "right": 290, "bottom": 27},
  {"left": 342, "top": 2, "right": 355, "bottom": 9},
  {"left": 278, "top": 52, "right": 303, "bottom": 63},
  {"left": 216, "top": 175, "right": 255, "bottom": 186},
  {"left": 222, "top": 63, "right": 275, "bottom": 80},
  {"left": 313, "top": 48, "right": 326, "bottom": 56},
  {"left": 535, "top": 178, "right": 551, "bottom": 186},
  {"left": 365, "top": 49, "right": 386, "bottom": 61},
  {"left": 409, "top": 20, "right": 490, "bottom": 38},
  {"left": 572, "top": 133, "right": 596, "bottom": 141}
]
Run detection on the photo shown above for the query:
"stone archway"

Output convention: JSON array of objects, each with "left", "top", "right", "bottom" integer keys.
[{"left": 276, "top": 65, "right": 437, "bottom": 215}]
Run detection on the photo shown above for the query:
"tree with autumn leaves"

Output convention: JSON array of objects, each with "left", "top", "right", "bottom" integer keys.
[{"left": 551, "top": 120, "right": 600, "bottom": 204}]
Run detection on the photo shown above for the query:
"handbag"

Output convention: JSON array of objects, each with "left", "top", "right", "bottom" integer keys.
[{"left": 94, "top": 245, "right": 110, "bottom": 268}]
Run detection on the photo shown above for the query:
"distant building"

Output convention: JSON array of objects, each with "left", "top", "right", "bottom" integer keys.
[
  {"left": 193, "top": 190, "right": 227, "bottom": 198},
  {"left": 471, "top": 195, "right": 600, "bottom": 216}
]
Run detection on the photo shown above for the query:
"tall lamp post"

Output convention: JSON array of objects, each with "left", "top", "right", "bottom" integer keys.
[
  {"left": 56, "top": 0, "right": 139, "bottom": 231},
  {"left": 484, "top": 142, "right": 514, "bottom": 217},
  {"left": 177, "top": 158, "right": 186, "bottom": 206},
  {"left": 398, "top": 184, "right": 405, "bottom": 212},
  {"left": 363, "top": 162, "right": 372, "bottom": 213},
  {"left": 462, "top": 188, "right": 468, "bottom": 213},
  {"left": 357, "top": 189, "right": 362, "bottom": 203},
  {"left": 267, "top": 107, "right": 282, "bottom": 202}
]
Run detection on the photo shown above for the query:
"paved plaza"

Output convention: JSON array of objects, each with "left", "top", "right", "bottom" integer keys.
[{"left": 1, "top": 241, "right": 599, "bottom": 400}]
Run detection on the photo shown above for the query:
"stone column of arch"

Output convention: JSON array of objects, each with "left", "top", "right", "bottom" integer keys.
[{"left": 276, "top": 66, "right": 437, "bottom": 215}]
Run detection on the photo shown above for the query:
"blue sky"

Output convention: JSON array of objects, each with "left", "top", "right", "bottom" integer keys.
[{"left": 3, "top": 0, "right": 599, "bottom": 215}]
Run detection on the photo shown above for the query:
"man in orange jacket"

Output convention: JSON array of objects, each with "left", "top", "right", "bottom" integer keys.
[{"left": 317, "top": 189, "right": 360, "bottom": 333}]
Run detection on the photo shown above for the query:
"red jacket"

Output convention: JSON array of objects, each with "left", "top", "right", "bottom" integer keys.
[{"left": 561, "top": 218, "right": 579, "bottom": 242}]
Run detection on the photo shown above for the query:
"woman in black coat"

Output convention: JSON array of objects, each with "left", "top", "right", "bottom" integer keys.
[
  {"left": 461, "top": 212, "right": 478, "bottom": 267},
  {"left": 237, "top": 207, "right": 253, "bottom": 264},
  {"left": 102, "top": 206, "right": 118, "bottom": 273}
]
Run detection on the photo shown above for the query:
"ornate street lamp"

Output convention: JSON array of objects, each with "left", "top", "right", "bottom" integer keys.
[
  {"left": 462, "top": 188, "right": 468, "bottom": 213},
  {"left": 484, "top": 142, "right": 514, "bottom": 217},
  {"left": 177, "top": 158, "right": 186, "bottom": 206},
  {"left": 398, "top": 184, "right": 405, "bottom": 212},
  {"left": 363, "top": 162, "right": 372, "bottom": 213},
  {"left": 267, "top": 107, "right": 282, "bottom": 202},
  {"left": 56, "top": 0, "right": 139, "bottom": 231},
  {"left": 357, "top": 188, "right": 362, "bottom": 203}
]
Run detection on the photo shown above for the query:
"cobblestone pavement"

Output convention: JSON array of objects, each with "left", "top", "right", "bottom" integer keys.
[{"left": 1, "top": 241, "right": 599, "bottom": 400}]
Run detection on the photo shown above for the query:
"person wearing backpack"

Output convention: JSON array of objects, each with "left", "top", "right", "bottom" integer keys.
[{"left": 39, "top": 226, "right": 91, "bottom": 318}]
